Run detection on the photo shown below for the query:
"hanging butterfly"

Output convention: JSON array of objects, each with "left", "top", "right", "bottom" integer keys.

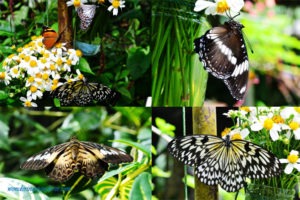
[
  {"left": 20, "top": 137, "right": 133, "bottom": 182},
  {"left": 77, "top": 4, "right": 97, "bottom": 30},
  {"left": 42, "top": 25, "right": 59, "bottom": 49},
  {"left": 168, "top": 134, "right": 282, "bottom": 192},
  {"left": 194, "top": 19, "right": 249, "bottom": 100},
  {"left": 51, "top": 78, "right": 120, "bottom": 106}
]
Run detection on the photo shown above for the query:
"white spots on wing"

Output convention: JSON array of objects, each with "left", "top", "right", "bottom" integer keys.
[
  {"left": 239, "top": 85, "right": 246, "bottom": 94},
  {"left": 231, "top": 60, "right": 248, "bottom": 77},
  {"left": 29, "top": 152, "right": 50, "bottom": 161},
  {"left": 214, "top": 40, "right": 237, "bottom": 65}
]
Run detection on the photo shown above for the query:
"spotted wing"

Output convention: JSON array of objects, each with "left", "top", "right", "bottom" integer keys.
[
  {"left": 20, "top": 142, "right": 69, "bottom": 170},
  {"left": 88, "top": 83, "right": 120, "bottom": 105},
  {"left": 168, "top": 135, "right": 282, "bottom": 192},
  {"left": 77, "top": 4, "right": 97, "bottom": 30}
]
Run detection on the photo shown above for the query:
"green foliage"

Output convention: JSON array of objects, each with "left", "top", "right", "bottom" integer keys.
[{"left": 0, "top": 107, "right": 151, "bottom": 199}]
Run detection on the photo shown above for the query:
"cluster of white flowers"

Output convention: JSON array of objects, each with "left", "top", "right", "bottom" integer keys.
[
  {"left": 66, "top": 0, "right": 125, "bottom": 16},
  {"left": 223, "top": 107, "right": 300, "bottom": 175},
  {"left": 194, "top": 0, "right": 244, "bottom": 16},
  {"left": 0, "top": 36, "right": 82, "bottom": 107}
]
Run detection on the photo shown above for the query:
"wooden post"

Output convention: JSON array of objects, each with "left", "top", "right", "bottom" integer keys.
[
  {"left": 57, "top": 0, "right": 73, "bottom": 49},
  {"left": 193, "top": 107, "right": 218, "bottom": 200}
]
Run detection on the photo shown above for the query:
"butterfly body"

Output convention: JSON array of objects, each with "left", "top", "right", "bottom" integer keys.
[
  {"left": 42, "top": 26, "right": 59, "bottom": 49},
  {"left": 21, "top": 137, "right": 133, "bottom": 182},
  {"left": 51, "top": 79, "right": 120, "bottom": 106},
  {"left": 194, "top": 20, "right": 249, "bottom": 100},
  {"left": 168, "top": 134, "right": 282, "bottom": 192}
]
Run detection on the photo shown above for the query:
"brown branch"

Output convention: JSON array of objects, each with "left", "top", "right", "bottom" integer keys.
[{"left": 57, "top": 0, "right": 73, "bottom": 49}]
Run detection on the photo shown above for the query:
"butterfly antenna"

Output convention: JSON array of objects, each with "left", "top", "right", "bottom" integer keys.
[{"left": 243, "top": 31, "right": 254, "bottom": 54}]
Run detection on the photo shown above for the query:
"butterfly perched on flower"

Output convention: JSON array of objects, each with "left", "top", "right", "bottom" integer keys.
[
  {"left": 42, "top": 25, "right": 59, "bottom": 49},
  {"left": 194, "top": 19, "right": 249, "bottom": 100},
  {"left": 51, "top": 78, "right": 120, "bottom": 106},
  {"left": 168, "top": 134, "right": 282, "bottom": 192},
  {"left": 20, "top": 137, "right": 133, "bottom": 182},
  {"left": 77, "top": 4, "right": 97, "bottom": 30}
]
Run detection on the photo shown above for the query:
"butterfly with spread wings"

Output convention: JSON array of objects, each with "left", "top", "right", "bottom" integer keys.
[
  {"left": 168, "top": 134, "right": 282, "bottom": 192},
  {"left": 194, "top": 19, "right": 249, "bottom": 100},
  {"left": 20, "top": 137, "right": 133, "bottom": 182},
  {"left": 51, "top": 78, "right": 120, "bottom": 106}
]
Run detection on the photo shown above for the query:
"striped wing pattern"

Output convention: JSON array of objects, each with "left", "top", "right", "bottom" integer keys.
[
  {"left": 168, "top": 135, "right": 282, "bottom": 192},
  {"left": 21, "top": 138, "right": 133, "bottom": 182},
  {"left": 51, "top": 80, "right": 119, "bottom": 106}
]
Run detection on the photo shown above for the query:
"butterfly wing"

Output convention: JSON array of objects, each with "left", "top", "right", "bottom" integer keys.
[
  {"left": 51, "top": 81, "right": 78, "bottom": 106},
  {"left": 89, "top": 83, "right": 120, "bottom": 105},
  {"left": 194, "top": 20, "right": 249, "bottom": 100},
  {"left": 168, "top": 135, "right": 282, "bottom": 192},
  {"left": 77, "top": 5, "right": 97, "bottom": 30},
  {"left": 20, "top": 142, "right": 69, "bottom": 170},
  {"left": 42, "top": 26, "right": 59, "bottom": 49}
]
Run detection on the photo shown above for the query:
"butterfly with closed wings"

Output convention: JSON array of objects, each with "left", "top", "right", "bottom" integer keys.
[
  {"left": 77, "top": 4, "right": 97, "bottom": 30},
  {"left": 194, "top": 19, "right": 249, "bottom": 100},
  {"left": 51, "top": 78, "right": 120, "bottom": 106},
  {"left": 168, "top": 134, "right": 282, "bottom": 192},
  {"left": 42, "top": 26, "right": 60, "bottom": 49},
  {"left": 20, "top": 137, "right": 133, "bottom": 182}
]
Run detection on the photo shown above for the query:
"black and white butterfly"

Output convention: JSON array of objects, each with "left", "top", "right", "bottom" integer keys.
[
  {"left": 51, "top": 78, "right": 120, "bottom": 106},
  {"left": 168, "top": 134, "right": 282, "bottom": 192},
  {"left": 21, "top": 137, "right": 133, "bottom": 182},
  {"left": 77, "top": 4, "right": 97, "bottom": 30},
  {"left": 194, "top": 20, "right": 249, "bottom": 100}
]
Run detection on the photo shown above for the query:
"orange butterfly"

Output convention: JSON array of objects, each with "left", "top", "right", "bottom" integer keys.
[{"left": 42, "top": 26, "right": 59, "bottom": 49}]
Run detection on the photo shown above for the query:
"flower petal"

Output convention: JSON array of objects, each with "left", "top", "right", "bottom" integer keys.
[
  {"left": 284, "top": 164, "right": 294, "bottom": 174},
  {"left": 194, "top": 0, "right": 215, "bottom": 12}
]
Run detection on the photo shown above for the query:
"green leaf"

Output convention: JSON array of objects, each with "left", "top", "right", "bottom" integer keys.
[
  {"left": 112, "top": 139, "right": 151, "bottom": 158},
  {"left": 155, "top": 118, "right": 176, "bottom": 137},
  {"left": 151, "top": 166, "right": 171, "bottom": 178},
  {"left": 129, "top": 172, "right": 152, "bottom": 200},
  {"left": 94, "top": 176, "right": 117, "bottom": 199},
  {"left": 76, "top": 57, "right": 95, "bottom": 75},
  {"left": 0, "top": 177, "right": 49, "bottom": 200},
  {"left": 0, "top": 90, "right": 8, "bottom": 100},
  {"left": 127, "top": 46, "right": 150, "bottom": 80}
]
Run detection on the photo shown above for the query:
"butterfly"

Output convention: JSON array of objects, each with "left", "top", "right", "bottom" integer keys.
[
  {"left": 20, "top": 137, "right": 133, "bottom": 182},
  {"left": 168, "top": 134, "right": 282, "bottom": 192},
  {"left": 194, "top": 20, "right": 249, "bottom": 100},
  {"left": 42, "top": 26, "right": 59, "bottom": 49},
  {"left": 51, "top": 78, "right": 120, "bottom": 106},
  {"left": 77, "top": 4, "right": 97, "bottom": 30}
]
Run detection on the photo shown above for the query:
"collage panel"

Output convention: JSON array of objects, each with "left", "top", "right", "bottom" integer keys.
[
  {"left": 0, "top": 107, "right": 151, "bottom": 199},
  {"left": 0, "top": 0, "right": 150, "bottom": 107},
  {"left": 153, "top": 107, "right": 300, "bottom": 200},
  {"left": 152, "top": 0, "right": 300, "bottom": 106}
]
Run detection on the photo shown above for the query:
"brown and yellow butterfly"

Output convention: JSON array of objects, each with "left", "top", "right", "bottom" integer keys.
[
  {"left": 42, "top": 25, "right": 59, "bottom": 49},
  {"left": 20, "top": 137, "right": 133, "bottom": 182}
]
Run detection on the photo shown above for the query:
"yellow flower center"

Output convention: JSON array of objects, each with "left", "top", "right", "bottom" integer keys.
[
  {"left": 12, "top": 68, "right": 19, "bottom": 75},
  {"left": 263, "top": 118, "right": 274, "bottom": 130},
  {"left": 78, "top": 74, "right": 84, "bottom": 80},
  {"left": 24, "top": 55, "right": 30, "bottom": 62},
  {"left": 36, "top": 73, "right": 42, "bottom": 79},
  {"left": 112, "top": 0, "right": 120, "bottom": 8},
  {"left": 231, "top": 133, "right": 242, "bottom": 140},
  {"left": 294, "top": 107, "right": 300, "bottom": 113},
  {"left": 28, "top": 76, "right": 35, "bottom": 83},
  {"left": 17, "top": 47, "right": 23, "bottom": 53},
  {"left": 0, "top": 72, "right": 5, "bottom": 79},
  {"left": 272, "top": 115, "right": 284, "bottom": 124},
  {"left": 50, "top": 64, "right": 56, "bottom": 71},
  {"left": 30, "top": 85, "right": 38, "bottom": 93},
  {"left": 51, "top": 84, "right": 57, "bottom": 91},
  {"left": 42, "top": 73, "right": 49, "bottom": 80},
  {"left": 221, "top": 127, "right": 231, "bottom": 137},
  {"left": 240, "top": 106, "right": 250, "bottom": 112},
  {"left": 53, "top": 79, "right": 59, "bottom": 85},
  {"left": 74, "top": 0, "right": 81, "bottom": 7},
  {"left": 216, "top": 0, "right": 230, "bottom": 14},
  {"left": 289, "top": 121, "right": 299, "bottom": 130},
  {"left": 66, "top": 59, "right": 72, "bottom": 65},
  {"left": 76, "top": 50, "right": 82, "bottom": 57},
  {"left": 24, "top": 100, "right": 32, "bottom": 107},
  {"left": 287, "top": 154, "right": 299, "bottom": 164},
  {"left": 40, "top": 57, "right": 47, "bottom": 64},
  {"left": 56, "top": 58, "right": 63, "bottom": 66}
]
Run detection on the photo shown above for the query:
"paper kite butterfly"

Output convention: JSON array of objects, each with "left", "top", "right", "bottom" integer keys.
[
  {"left": 42, "top": 26, "right": 59, "bottom": 49},
  {"left": 77, "top": 4, "right": 97, "bottom": 30},
  {"left": 20, "top": 137, "right": 133, "bottom": 182},
  {"left": 194, "top": 19, "right": 249, "bottom": 100},
  {"left": 168, "top": 134, "right": 282, "bottom": 192},
  {"left": 51, "top": 78, "right": 120, "bottom": 106}
]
